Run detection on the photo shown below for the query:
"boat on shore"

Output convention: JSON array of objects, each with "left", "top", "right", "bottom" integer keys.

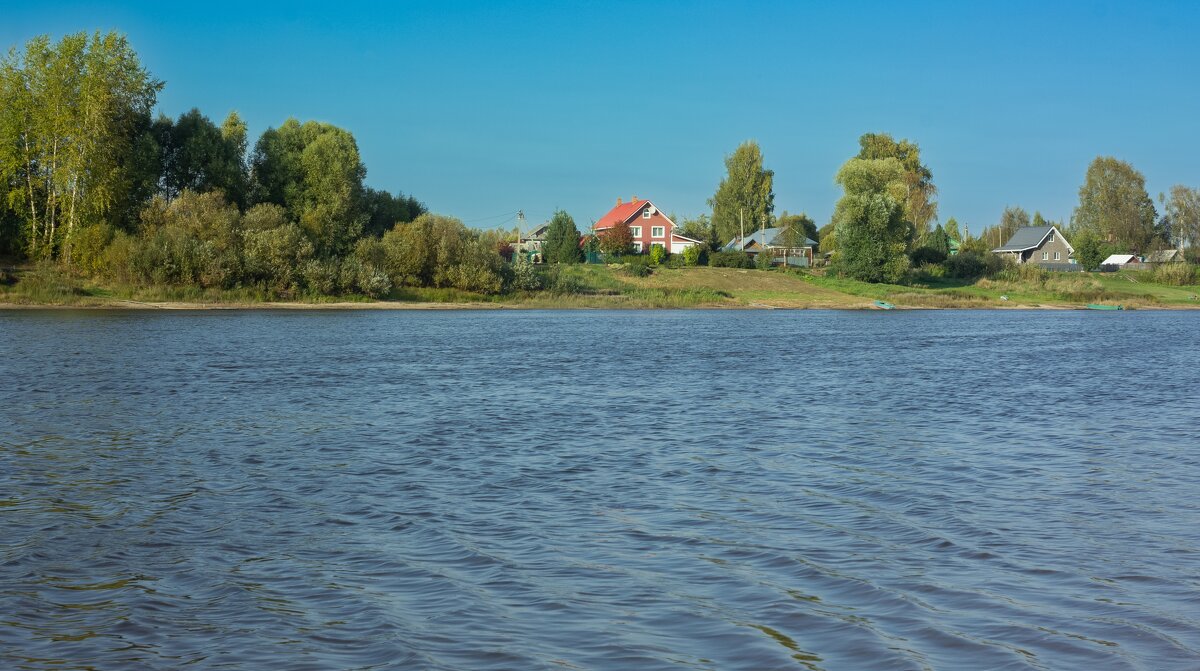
[
  {"left": 1086, "top": 304, "right": 1124, "bottom": 311},
  {"left": 874, "top": 300, "right": 895, "bottom": 310}
]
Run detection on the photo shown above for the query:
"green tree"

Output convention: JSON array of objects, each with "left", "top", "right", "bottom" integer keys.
[
  {"left": 1072, "top": 230, "right": 1117, "bottom": 271},
  {"left": 831, "top": 157, "right": 911, "bottom": 283},
  {"left": 361, "top": 187, "right": 425, "bottom": 238},
  {"left": 776, "top": 211, "right": 816, "bottom": 247},
  {"left": 678, "top": 213, "right": 718, "bottom": 250},
  {"left": 982, "top": 206, "right": 1030, "bottom": 248},
  {"left": 943, "top": 217, "right": 962, "bottom": 242},
  {"left": 1164, "top": 185, "right": 1200, "bottom": 251},
  {"left": 0, "top": 31, "right": 161, "bottom": 260},
  {"left": 249, "top": 118, "right": 368, "bottom": 257},
  {"left": 709, "top": 141, "right": 774, "bottom": 245},
  {"left": 541, "top": 209, "right": 582, "bottom": 263},
  {"left": 599, "top": 220, "right": 634, "bottom": 256},
  {"left": 856, "top": 132, "right": 937, "bottom": 235},
  {"left": 1072, "top": 156, "right": 1158, "bottom": 253},
  {"left": 158, "top": 108, "right": 249, "bottom": 206}
]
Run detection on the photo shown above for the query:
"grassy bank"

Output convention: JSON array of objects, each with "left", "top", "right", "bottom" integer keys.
[{"left": 3, "top": 262, "right": 1199, "bottom": 310}]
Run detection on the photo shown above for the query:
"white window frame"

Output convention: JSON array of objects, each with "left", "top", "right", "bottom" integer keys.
[
  {"left": 1042, "top": 251, "right": 1049, "bottom": 261},
  {"left": 1054, "top": 251, "right": 1060, "bottom": 261},
  {"left": 630, "top": 226, "right": 642, "bottom": 238},
  {"left": 651, "top": 226, "right": 665, "bottom": 238},
  {"left": 642, "top": 209, "right": 651, "bottom": 219},
  {"left": 632, "top": 241, "right": 643, "bottom": 253}
]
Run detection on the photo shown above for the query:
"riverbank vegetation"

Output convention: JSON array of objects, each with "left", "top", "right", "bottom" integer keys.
[{"left": 2, "top": 31, "right": 1199, "bottom": 310}]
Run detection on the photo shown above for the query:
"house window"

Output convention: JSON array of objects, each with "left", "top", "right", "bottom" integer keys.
[
  {"left": 1054, "top": 251, "right": 1060, "bottom": 261},
  {"left": 651, "top": 226, "right": 665, "bottom": 238},
  {"left": 642, "top": 209, "right": 651, "bottom": 218},
  {"left": 1042, "top": 251, "right": 1049, "bottom": 261},
  {"left": 1047, "top": 230, "right": 1055, "bottom": 242},
  {"left": 630, "top": 226, "right": 642, "bottom": 238},
  {"left": 633, "top": 241, "right": 643, "bottom": 253}
]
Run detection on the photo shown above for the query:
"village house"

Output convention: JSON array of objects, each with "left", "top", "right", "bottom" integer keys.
[
  {"left": 593, "top": 197, "right": 703, "bottom": 254},
  {"left": 992, "top": 225, "right": 1074, "bottom": 265},
  {"left": 1143, "top": 249, "right": 1183, "bottom": 264},
  {"left": 724, "top": 227, "right": 817, "bottom": 267},
  {"left": 515, "top": 223, "right": 549, "bottom": 262}
]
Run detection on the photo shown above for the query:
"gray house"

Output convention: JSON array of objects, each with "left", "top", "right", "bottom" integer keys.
[
  {"left": 725, "top": 227, "right": 817, "bottom": 267},
  {"left": 993, "top": 226, "right": 1074, "bottom": 265}
]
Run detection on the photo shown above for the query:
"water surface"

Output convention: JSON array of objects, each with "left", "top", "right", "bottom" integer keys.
[{"left": 2, "top": 309, "right": 1198, "bottom": 670}]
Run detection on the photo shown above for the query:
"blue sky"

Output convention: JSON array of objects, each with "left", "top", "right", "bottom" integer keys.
[{"left": 5, "top": 1, "right": 1198, "bottom": 233}]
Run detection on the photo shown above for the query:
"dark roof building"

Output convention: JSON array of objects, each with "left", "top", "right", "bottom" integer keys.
[{"left": 993, "top": 226, "right": 1074, "bottom": 265}]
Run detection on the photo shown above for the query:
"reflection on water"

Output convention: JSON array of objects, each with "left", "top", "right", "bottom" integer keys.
[{"left": 2, "top": 309, "right": 1199, "bottom": 670}]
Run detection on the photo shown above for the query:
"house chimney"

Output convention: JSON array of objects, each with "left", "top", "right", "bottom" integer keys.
[
  {"left": 631, "top": 195, "right": 638, "bottom": 202},
  {"left": 616, "top": 197, "right": 622, "bottom": 206}
]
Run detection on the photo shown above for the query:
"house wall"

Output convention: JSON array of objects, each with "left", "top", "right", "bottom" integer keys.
[
  {"left": 598, "top": 203, "right": 675, "bottom": 253},
  {"left": 1022, "top": 234, "right": 1072, "bottom": 264}
]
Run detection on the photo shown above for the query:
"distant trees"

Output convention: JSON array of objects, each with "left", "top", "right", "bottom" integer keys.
[
  {"left": 831, "top": 157, "right": 911, "bottom": 283},
  {"left": 0, "top": 31, "right": 161, "bottom": 260},
  {"left": 709, "top": 141, "right": 775, "bottom": 245},
  {"left": 1072, "top": 156, "right": 1158, "bottom": 253},
  {"left": 775, "top": 211, "right": 817, "bottom": 247},
  {"left": 155, "top": 109, "right": 249, "bottom": 206},
  {"left": 1164, "top": 185, "right": 1199, "bottom": 251},
  {"left": 541, "top": 209, "right": 582, "bottom": 263},
  {"left": 678, "top": 213, "right": 719, "bottom": 250}
]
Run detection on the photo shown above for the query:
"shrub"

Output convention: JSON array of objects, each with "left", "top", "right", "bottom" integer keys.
[
  {"left": 66, "top": 224, "right": 115, "bottom": 276},
  {"left": 510, "top": 255, "right": 541, "bottom": 291},
  {"left": 681, "top": 244, "right": 706, "bottom": 267},
  {"left": 1153, "top": 262, "right": 1197, "bottom": 286},
  {"left": 648, "top": 244, "right": 667, "bottom": 265},
  {"left": 622, "top": 258, "right": 652, "bottom": 277},
  {"left": 754, "top": 250, "right": 774, "bottom": 270},
  {"left": 944, "top": 250, "right": 1007, "bottom": 279},
  {"left": 709, "top": 250, "right": 753, "bottom": 268}
]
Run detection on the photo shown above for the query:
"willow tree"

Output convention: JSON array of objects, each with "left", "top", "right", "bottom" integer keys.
[
  {"left": 709, "top": 141, "right": 774, "bottom": 245},
  {"left": 832, "top": 157, "right": 911, "bottom": 283},
  {"left": 0, "top": 31, "right": 161, "bottom": 260},
  {"left": 856, "top": 132, "right": 937, "bottom": 236}
]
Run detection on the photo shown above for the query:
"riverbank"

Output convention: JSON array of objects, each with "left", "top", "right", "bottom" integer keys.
[{"left": 3, "top": 264, "right": 1199, "bottom": 310}]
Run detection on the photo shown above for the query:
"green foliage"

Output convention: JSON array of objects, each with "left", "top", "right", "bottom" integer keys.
[
  {"left": 361, "top": 187, "right": 425, "bottom": 238},
  {"left": 681, "top": 244, "right": 706, "bottom": 267},
  {"left": 157, "top": 108, "right": 249, "bottom": 206},
  {"left": 541, "top": 209, "right": 582, "bottom": 263},
  {"left": 1165, "top": 184, "right": 1200, "bottom": 250},
  {"left": 648, "top": 243, "right": 667, "bottom": 265},
  {"left": 0, "top": 31, "right": 162, "bottom": 261},
  {"left": 754, "top": 249, "right": 774, "bottom": 270},
  {"left": 775, "top": 212, "right": 817, "bottom": 247},
  {"left": 510, "top": 255, "right": 541, "bottom": 291},
  {"left": 832, "top": 158, "right": 911, "bottom": 283},
  {"left": 943, "top": 250, "right": 1007, "bottom": 279},
  {"left": 943, "top": 217, "right": 962, "bottom": 242},
  {"left": 1071, "top": 230, "right": 1118, "bottom": 271},
  {"left": 678, "top": 214, "right": 718, "bottom": 250},
  {"left": 599, "top": 220, "right": 634, "bottom": 257},
  {"left": 1152, "top": 262, "right": 1198, "bottom": 286},
  {"left": 709, "top": 141, "right": 775, "bottom": 245},
  {"left": 912, "top": 224, "right": 951, "bottom": 265},
  {"left": 1072, "top": 156, "right": 1158, "bottom": 253},
  {"left": 856, "top": 132, "right": 937, "bottom": 235},
  {"left": 708, "top": 250, "right": 753, "bottom": 268},
  {"left": 621, "top": 258, "right": 652, "bottom": 277},
  {"left": 249, "top": 118, "right": 367, "bottom": 257},
  {"left": 376, "top": 213, "right": 506, "bottom": 294}
]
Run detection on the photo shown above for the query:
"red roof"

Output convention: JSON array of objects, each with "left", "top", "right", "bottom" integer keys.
[{"left": 594, "top": 198, "right": 649, "bottom": 230}]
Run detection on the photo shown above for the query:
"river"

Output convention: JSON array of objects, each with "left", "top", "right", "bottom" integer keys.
[{"left": 1, "top": 309, "right": 1198, "bottom": 670}]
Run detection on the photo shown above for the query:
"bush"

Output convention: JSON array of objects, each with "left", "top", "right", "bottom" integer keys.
[
  {"left": 648, "top": 244, "right": 667, "bottom": 265},
  {"left": 944, "top": 250, "right": 1007, "bottom": 279},
  {"left": 1152, "top": 262, "right": 1197, "bottom": 286},
  {"left": 754, "top": 250, "right": 774, "bottom": 270},
  {"left": 709, "top": 250, "right": 753, "bottom": 268},
  {"left": 681, "top": 244, "right": 706, "bottom": 267},
  {"left": 621, "top": 258, "right": 652, "bottom": 277},
  {"left": 510, "top": 255, "right": 541, "bottom": 291}
]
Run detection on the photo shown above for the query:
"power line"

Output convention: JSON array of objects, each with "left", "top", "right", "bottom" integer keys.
[{"left": 460, "top": 210, "right": 520, "bottom": 224}]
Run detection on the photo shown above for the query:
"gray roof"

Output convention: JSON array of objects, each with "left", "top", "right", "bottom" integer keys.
[
  {"left": 1144, "top": 249, "right": 1182, "bottom": 263},
  {"left": 994, "top": 226, "right": 1061, "bottom": 252},
  {"left": 724, "top": 227, "right": 817, "bottom": 251}
]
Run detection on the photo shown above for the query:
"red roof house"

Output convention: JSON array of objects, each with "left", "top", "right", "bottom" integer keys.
[{"left": 593, "top": 197, "right": 702, "bottom": 254}]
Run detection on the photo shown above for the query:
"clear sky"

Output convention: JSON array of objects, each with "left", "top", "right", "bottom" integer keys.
[{"left": 4, "top": 1, "right": 1198, "bottom": 233}]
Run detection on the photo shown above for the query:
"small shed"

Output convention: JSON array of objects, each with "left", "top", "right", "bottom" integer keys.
[
  {"left": 1143, "top": 249, "right": 1183, "bottom": 264},
  {"left": 1100, "top": 254, "right": 1138, "bottom": 267}
]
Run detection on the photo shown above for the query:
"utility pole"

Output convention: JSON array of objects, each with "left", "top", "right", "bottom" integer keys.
[{"left": 740, "top": 210, "right": 745, "bottom": 251}]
